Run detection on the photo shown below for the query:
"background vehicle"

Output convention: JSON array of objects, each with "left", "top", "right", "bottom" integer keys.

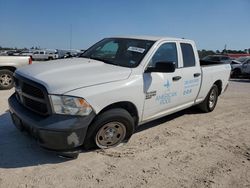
[
  {"left": 31, "top": 49, "right": 58, "bottom": 60},
  {"left": 56, "top": 49, "right": 81, "bottom": 59},
  {"left": 19, "top": 50, "right": 35, "bottom": 57},
  {"left": 231, "top": 56, "right": 250, "bottom": 78},
  {"left": 8, "top": 36, "right": 231, "bottom": 158},
  {"left": 0, "top": 56, "right": 32, "bottom": 89},
  {"left": 202, "top": 55, "right": 233, "bottom": 64},
  {"left": 0, "top": 50, "right": 20, "bottom": 56}
]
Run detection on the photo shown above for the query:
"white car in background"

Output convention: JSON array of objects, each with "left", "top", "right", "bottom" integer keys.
[{"left": 31, "top": 49, "right": 58, "bottom": 60}]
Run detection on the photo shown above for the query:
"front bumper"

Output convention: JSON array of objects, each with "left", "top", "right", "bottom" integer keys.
[{"left": 8, "top": 94, "right": 95, "bottom": 151}]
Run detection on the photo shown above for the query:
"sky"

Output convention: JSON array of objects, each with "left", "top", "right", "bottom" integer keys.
[{"left": 0, "top": 0, "right": 249, "bottom": 51}]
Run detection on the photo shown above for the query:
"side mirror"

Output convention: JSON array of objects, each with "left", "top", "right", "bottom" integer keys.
[{"left": 145, "top": 61, "right": 176, "bottom": 73}]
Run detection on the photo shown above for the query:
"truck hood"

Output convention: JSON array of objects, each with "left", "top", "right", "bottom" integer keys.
[{"left": 16, "top": 58, "right": 132, "bottom": 94}]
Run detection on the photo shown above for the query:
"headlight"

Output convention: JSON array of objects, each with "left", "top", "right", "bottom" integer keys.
[{"left": 49, "top": 95, "right": 93, "bottom": 116}]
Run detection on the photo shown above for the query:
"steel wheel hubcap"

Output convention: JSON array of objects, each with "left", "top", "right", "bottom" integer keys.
[
  {"left": 95, "top": 122, "right": 126, "bottom": 148},
  {"left": 209, "top": 89, "right": 216, "bottom": 109},
  {"left": 0, "top": 74, "right": 12, "bottom": 86}
]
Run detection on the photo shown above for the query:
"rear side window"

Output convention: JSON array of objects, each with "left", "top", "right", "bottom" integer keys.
[{"left": 181, "top": 43, "right": 195, "bottom": 67}]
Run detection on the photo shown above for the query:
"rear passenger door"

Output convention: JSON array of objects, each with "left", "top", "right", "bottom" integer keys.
[{"left": 178, "top": 43, "right": 202, "bottom": 106}]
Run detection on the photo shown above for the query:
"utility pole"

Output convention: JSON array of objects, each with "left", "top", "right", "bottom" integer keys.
[
  {"left": 223, "top": 44, "right": 227, "bottom": 54},
  {"left": 70, "top": 24, "right": 72, "bottom": 50}
]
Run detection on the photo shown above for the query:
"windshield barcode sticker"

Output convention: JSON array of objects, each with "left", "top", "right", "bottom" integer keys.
[{"left": 127, "top": 46, "right": 145, "bottom": 53}]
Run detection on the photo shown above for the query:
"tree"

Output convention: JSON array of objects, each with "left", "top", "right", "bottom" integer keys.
[{"left": 198, "top": 49, "right": 215, "bottom": 58}]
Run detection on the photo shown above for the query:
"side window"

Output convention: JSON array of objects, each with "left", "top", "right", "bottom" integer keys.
[
  {"left": 149, "top": 43, "right": 178, "bottom": 67},
  {"left": 40, "top": 51, "right": 44, "bottom": 54},
  {"left": 181, "top": 43, "right": 196, "bottom": 67}
]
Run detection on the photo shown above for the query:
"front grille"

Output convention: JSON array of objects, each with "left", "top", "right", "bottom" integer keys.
[
  {"left": 23, "top": 96, "right": 48, "bottom": 114},
  {"left": 22, "top": 82, "right": 44, "bottom": 99},
  {"left": 14, "top": 74, "right": 51, "bottom": 116}
]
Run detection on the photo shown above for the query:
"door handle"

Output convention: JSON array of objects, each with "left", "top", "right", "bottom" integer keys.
[
  {"left": 194, "top": 73, "right": 201, "bottom": 77},
  {"left": 172, "top": 76, "right": 182, "bottom": 81}
]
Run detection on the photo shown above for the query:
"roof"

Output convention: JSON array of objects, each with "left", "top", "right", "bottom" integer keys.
[{"left": 113, "top": 35, "right": 192, "bottom": 42}]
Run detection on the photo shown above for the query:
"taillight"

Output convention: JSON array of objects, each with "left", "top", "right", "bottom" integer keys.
[{"left": 29, "top": 57, "right": 32, "bottom": 65}]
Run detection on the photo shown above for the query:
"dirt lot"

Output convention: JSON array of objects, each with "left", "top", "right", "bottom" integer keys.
[{"left": 0, "top": 80, "right": 250, "bottom": 188}]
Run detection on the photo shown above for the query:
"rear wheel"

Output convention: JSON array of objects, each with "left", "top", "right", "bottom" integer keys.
[
  {"left": 84, "top": 108, "right": 135, "bottom": 149},
  {"left": 0, "top": 70, "right": 14, "bottom": 90},
  {"left": 198, "top": 84, "right": 218, "bottom": 112}
]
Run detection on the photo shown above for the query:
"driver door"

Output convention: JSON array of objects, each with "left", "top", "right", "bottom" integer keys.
[{"left": 142, "top": 42, "right": 183, "bottom": 121}]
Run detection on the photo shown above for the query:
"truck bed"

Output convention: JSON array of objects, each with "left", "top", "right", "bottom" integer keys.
[{"left": 195, "top": 63, "right": 231, "bottom": 104}]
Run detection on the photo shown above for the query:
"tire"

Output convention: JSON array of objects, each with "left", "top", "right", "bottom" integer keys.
[
  {"left": 198, "top": 84, "right": 219, "bottom": 113},
  {"left": 0, "top": 70, "right": 14, "bottom": 90},
  {"left": 84, "top": 108, "right": 135, "bottom": 150},
  {"left": 48, "top": 57, "right": 53, "bottom": 60}
]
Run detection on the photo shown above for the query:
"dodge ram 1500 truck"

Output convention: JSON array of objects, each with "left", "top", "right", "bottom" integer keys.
[
  {"left": 8, "top": 36, "right": 231, "bottom": 158},
  {"left": 0, "top": 56, "right": 32, "bottom": 89}
]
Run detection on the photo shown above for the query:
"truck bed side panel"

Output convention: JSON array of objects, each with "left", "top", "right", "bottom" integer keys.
[{"left": 196, "top": 64, "right": 231, "bottom": 103}]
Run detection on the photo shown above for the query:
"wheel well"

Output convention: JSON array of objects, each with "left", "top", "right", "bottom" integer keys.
[
  {"left": 214, "top": 80, "right": 222, "bottom": 95},
  {"left": 98, "top": 102, "right": 139, "bottom": 125},
  {"left": 0, "top": 66, "right": 16, "bottom": 72}
]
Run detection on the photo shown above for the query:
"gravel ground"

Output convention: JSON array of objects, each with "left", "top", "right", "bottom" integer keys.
[{"left": 0, "top": 80, "right": 250, "bottom": 188}]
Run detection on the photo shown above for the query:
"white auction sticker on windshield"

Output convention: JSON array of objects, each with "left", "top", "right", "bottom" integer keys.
[{"left": 127, "top": 46, "right": 145, "bottom": 53}]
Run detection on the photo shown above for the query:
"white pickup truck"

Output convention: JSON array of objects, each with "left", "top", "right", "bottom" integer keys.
[
  {"left": 31, "top": 50, "right": 58, "bottom": 61},
  {"left": 0, "top": 56, "right": 32, "bottom": 89},
  {"left": 8, "top": 36, "right": 231, "bottom": 158}
]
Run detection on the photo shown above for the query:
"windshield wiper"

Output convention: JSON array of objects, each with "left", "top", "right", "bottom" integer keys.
[
  {"left": 91, "top": 57, "right": 112, "bottom": 64},
  {"left": 79, "top": 54, "right": 90, "bottom": 58},
  {"left": 79, "top": 55, "right": 122, "bottom": 66},
  {"left": 81, "top": 55, "right": 116, "bottom": 64}
]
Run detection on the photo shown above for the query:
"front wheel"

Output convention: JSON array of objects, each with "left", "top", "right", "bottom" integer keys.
[
  {"left": 198, "top": 84, "right": 219, "bottom": 113},
  {"left": 0, "top": 70, "right": 14, "bottom": 90},
  {"left": 84, "top": 108, "right": 135, "bottom": 149}
]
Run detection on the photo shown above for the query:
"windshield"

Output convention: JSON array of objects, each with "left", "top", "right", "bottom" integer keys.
[
  {"left": 80, "top": 38, "right": 155, "bottom": 67},
  {"left": 236, "top": 57, "right": 249, "bottom": 63}
]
